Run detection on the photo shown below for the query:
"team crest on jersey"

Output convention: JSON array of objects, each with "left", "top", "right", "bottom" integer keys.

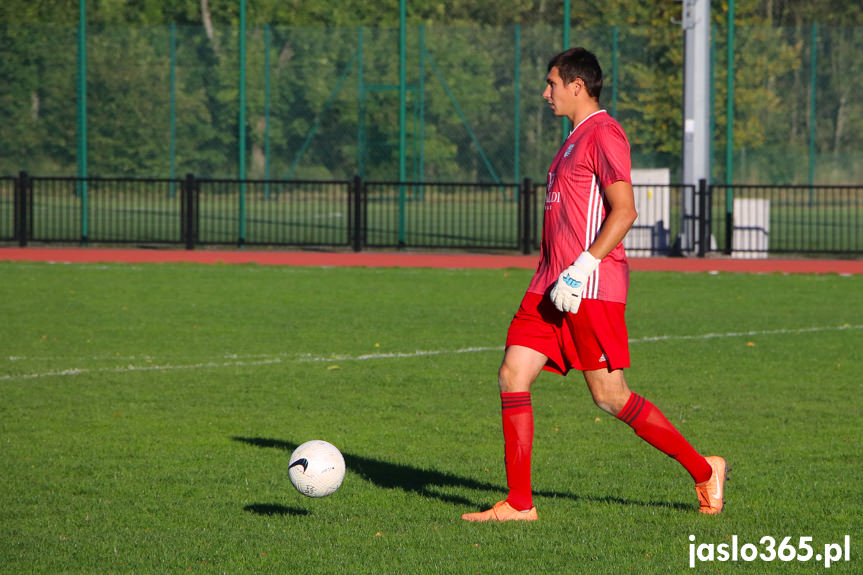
[{"left": 563, "top": 143, "right": 575, "bottom": 158}]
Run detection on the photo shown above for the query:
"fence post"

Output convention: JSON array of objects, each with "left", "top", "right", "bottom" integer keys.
[
  {"left": 697, "top": 178, "right": 707, "bottom": 257},
  {"left": 521, "top": 177, "right": 532, "bottom": 255},
  {"left": 724, "top": 186, "right": 733, "bottom": 255},
  {"left": 15, "top": 171, "right": 28, "bottom": 247},
  {"left": 182, "top": 173, "right": 198, "bottom": 250},
  {"left": 352, "top": 175, "right": 363, "bottom": 252}
]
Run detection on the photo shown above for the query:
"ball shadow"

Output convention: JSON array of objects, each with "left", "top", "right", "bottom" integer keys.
[{"left": 244, "top": 503, "right": 309, "bottom": 516}]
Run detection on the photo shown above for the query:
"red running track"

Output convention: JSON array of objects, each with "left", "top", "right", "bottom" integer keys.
[{"left": 1, "top": 247, "right": 861, "bottom": 274}]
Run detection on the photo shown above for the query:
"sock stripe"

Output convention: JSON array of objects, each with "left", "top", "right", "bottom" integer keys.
[
  {"left": 617, "top": 393, "right": 645, "bottom": 424},
  {"left": 502, "top": 400, "right": 532, "bottom": 410},
  {"left": 501, "top": 392, "right": 532, "bottom": 411},
  {"left": 617, "top": 395, "right": 636, "bottom": 421},
  {"left": 627, "top": 395, "right": 646, "bottom": 423}
]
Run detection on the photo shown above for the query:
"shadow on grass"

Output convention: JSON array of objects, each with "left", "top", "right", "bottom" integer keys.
[
  {"left": 232, "top": 436, "right": 692, "bottom": 512},
  {"left": 244, "top": 503, "right": 310, "bottom": 516},
  {"left": 234, "top": 435, "right": 499, "bottom": 507}
]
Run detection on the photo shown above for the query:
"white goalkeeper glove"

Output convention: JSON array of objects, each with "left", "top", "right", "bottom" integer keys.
[{"left": 550, "top": 251, "right": 599, "bottom": 314}]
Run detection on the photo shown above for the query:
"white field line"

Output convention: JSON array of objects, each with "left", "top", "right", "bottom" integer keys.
[
  {"left": 296, "top": 324, "right": 863, "bottom": 362},
  {"left": 628, "top": 323, "right": 863, "bottom": 343},
  {"left": 0, "top": 358, "right": 284, "bottom": 382},
  {"left": 1, "top": 324, "right": 860, "bottom": 382}
]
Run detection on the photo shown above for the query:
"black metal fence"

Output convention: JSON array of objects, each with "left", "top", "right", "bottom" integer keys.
[
  {"left": 2, "top": 172, "right": 861, "bottom": 256},
  {"left": 709, "top": 184, "right": 863, "bottom": 256},
  {"left": 2, "top": 173, "right": 534, "bottom": 252},
  {"left": 363, "top": 181, "right": 528, "bottom": 251}
]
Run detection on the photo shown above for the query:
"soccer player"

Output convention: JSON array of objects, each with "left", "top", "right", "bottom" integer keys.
[{"left": 461, "top": 48, "right": 726, "bottom": 522}]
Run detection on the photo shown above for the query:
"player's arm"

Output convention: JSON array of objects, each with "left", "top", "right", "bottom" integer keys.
[
  {"left": 550, "top": 180, "right": 636, "bottom": 313},
  {"left": 585, "top": 180, "right": 637, "bottom": 260}
]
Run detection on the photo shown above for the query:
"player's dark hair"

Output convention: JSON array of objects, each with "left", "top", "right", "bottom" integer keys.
[{"left": 548, "top": 47, "right": 603, "bottom": 100}]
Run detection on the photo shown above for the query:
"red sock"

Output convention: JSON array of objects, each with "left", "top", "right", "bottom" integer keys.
[
  {"left": 501, "top": 392, "right": 534, "bottom": 510},
  {"left": 616, "top": 393, "right": 712, "bottom": 484}
]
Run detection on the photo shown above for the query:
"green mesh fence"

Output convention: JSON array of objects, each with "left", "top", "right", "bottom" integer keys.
[{"left": 1, "top": 24, "right": 861, "bottom": 184}]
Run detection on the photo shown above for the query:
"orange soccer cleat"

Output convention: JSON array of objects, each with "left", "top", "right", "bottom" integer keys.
[
  {"left": 461, "top": 500, "right": 538, "bottom": 522},
  {"left": 695, "top": 456, "right": 727, "bottom": 515}
]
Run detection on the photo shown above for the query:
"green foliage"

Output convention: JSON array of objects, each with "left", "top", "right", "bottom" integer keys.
[{"left": 0, "top": 2, "right": 861, "bottom": 183}]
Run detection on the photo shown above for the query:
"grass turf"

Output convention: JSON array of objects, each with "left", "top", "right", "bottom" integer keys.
[{"left": 1, "top": 261, "right": 861, "bottom": 573}]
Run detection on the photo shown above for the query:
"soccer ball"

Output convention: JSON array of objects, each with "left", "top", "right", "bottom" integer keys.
[{"left": 287, "top": 440, "right": 346, "bottom": 498}]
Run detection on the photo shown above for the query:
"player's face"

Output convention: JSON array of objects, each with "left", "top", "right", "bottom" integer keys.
[{"left": 543, "top": 67, "right": 575, "bottom": 117}]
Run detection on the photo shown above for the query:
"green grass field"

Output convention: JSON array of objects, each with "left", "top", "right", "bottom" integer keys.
[{"left": 1, "top": 261, "right": 861, "bottom": 573}]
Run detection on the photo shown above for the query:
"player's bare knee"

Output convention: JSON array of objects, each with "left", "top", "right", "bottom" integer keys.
[
  {"left": 584, "top": 370, "right": 630, "bottom": 415},
  {"left": 589, "top": 387, "right": 629, "bottom": 415},
  {"left": 498, "top": 362, "right": 529, "bottom": 393},
  {"left": 590, "top": 392, "right": 618, "bottom": 415},
  {"left": 497, "top": 363, "right": 514, "bottom": 393}
]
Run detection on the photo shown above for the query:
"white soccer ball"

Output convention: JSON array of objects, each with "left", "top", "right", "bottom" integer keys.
[{"left": 288, "top": 440, "right": 346, "bottom": 498}]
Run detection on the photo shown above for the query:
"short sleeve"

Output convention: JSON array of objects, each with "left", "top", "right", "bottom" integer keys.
[{"left": 592, "top": 122, "right": 632, "bottom": 189}]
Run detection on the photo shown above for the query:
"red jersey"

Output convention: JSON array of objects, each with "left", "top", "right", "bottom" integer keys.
[{"left": 527, "top": 110, "right": 632, "bottom": 303}]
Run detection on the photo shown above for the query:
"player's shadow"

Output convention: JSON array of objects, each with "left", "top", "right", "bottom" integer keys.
[{"left": 232, "top": 436, "right": 691, "bottom": 511}]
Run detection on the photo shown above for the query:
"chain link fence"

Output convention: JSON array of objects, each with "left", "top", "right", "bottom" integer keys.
[{"left": 1, "top": 24, "right": 860, "bottom": 185}]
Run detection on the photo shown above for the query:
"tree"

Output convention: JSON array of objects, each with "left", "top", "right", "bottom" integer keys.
[{"left": 0, "top": 0, "right": 860, "bottom": 183}]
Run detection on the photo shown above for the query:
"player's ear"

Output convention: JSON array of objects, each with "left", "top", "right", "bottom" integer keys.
[{"left": 575, "top": 78, "right": 585, "bottom": 96}]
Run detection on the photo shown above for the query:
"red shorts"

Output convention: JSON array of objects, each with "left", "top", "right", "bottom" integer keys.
[{"left": 505, "top": 291, "right": 630, "bottom": 375}]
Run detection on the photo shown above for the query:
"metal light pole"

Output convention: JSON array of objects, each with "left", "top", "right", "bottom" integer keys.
[{"left": 681, "top": 0, "right": 711, "bottom": 252}]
